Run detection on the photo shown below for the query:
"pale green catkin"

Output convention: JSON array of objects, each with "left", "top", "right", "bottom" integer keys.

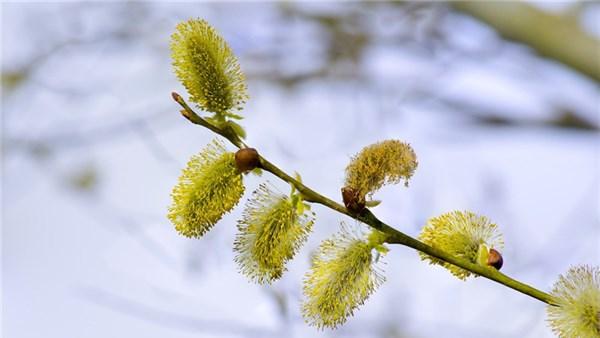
[
  {"left": 418, "top": 210, "right": 503, "bottom": 280},
  {"left": 168, "top": 139, "right": 244, "bottom": 238},
  {"left": 344, "top": 139, "right": 417, "bottom": 200},
  {"left": 170, "top": 19, "right": 248, "bottom": 117},
  {"left": 547, "top": 265, "right": 600, "bottom": 338},
  {"left": 234, "top": 183, "right": 315, "bottom": 284},
  {"left": 302, "top": 224, "right": 387, "bottom": 329}
]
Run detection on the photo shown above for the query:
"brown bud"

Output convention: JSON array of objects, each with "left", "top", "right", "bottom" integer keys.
[
  {"left": 171, "top": 92, "right": 183, "bottom": 103},
  {"left": 235, "top": 148, "right": 260, "bottom": 173},
  {"left": 487, "top": 248, "right": 503, "bottom": 270},
  {"left": 341, "top": 186, "right": 365, "bottom": 213}
]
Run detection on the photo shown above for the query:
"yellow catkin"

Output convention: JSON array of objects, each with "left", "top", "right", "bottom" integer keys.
[
  {"left": 170, "top": 19, "right": 248, "bottom": 116},
  {"left": 234, "top": 183, "right": 315, "bottom": 284},
  {"left": 344, "top": 140, "right": 417, "bottom": 201},
  {"left": 302, "top": 224, "right": 386, "bottom": 329},
  {"left": 547, "top": 265, "right": 600, "bottom": 338},
  {"left": 168, "top": 139, "right": 244, "bottom": 238},
  {"left": 418, "top": 210, "right": 503, "bottom": 280}
]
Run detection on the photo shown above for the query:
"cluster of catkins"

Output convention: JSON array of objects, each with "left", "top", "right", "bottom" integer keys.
[{"left": 168, "top": 18, "right": 600, "bottom": 336}]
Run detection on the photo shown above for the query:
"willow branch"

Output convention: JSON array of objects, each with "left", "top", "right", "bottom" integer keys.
[{"left": 172, "top": 92, "right": 556, "bottom": 305}]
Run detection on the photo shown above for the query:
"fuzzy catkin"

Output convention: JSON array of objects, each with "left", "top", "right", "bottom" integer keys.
[
  {"left": 344, "top": 140, "right": 417, "bottom": 200},
  {"left": 302, "top": 224, "right": 386, "bottom": 329},
  {"left": 170, "top": 19, "right": 248, "bottom": 116},
  {"left": 168, "top": 139, "right": 244, "bottom": 238},
  {"left": 418, "top": 210, "right": 503, "bottom": 280},
  {"left": 234, "top": 183, "right": 315, "bottom": 284},
  {"left": 547, "top": 265, "right": 600, "bottom": 338}
]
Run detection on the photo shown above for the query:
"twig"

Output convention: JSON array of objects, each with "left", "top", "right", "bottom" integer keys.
[{"left": 172, "top": 92, "right": 556, "bottom": 305}]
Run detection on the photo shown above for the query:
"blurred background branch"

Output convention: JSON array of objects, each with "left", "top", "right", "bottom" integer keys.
[{"left": 453, "top": 1, "right": 600, "bottom": 83}]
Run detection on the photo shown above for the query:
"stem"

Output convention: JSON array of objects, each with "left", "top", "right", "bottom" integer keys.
[{"left": 173, "top": 92, "right": 556, "bottom": 305}]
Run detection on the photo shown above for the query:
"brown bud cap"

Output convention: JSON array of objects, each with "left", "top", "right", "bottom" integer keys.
[
  {"left": 341, "top": 186, "right": 366, "bottom": 214},
  {"left": 487, "top": 248, "right": 503, "bottom": 270},
  {"left": 235, "top": 148, "right": 260, "bottom": 173},
  {"left": 171, "top": 92, "right": 183, "bottom": 103}
]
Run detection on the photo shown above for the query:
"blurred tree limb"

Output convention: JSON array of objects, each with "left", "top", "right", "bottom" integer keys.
[{"left": 452, "top": 1, "right": 600, "bottom": 83}]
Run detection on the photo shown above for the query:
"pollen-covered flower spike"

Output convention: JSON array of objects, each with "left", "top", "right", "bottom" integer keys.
[
  {"left": 418, "top": 210, "right": 504, "bottom": 280},
  {"left": 302, "top": 223, "right": 388, "bottom": 329},
  {"left": 343, "top": 140, "right": 417, "bottom": 212},
  {"left": 168, "top": 139, "right": 245, "bottom": 238},
  {"left": 170, "top": 19, "right": 248, "bottom": 119},
  {"left": 547, "top": 265, "right": 600, "bottom": 338},
  {"left": 234, "top": 182, "right": 315, "bottom": 284}
]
